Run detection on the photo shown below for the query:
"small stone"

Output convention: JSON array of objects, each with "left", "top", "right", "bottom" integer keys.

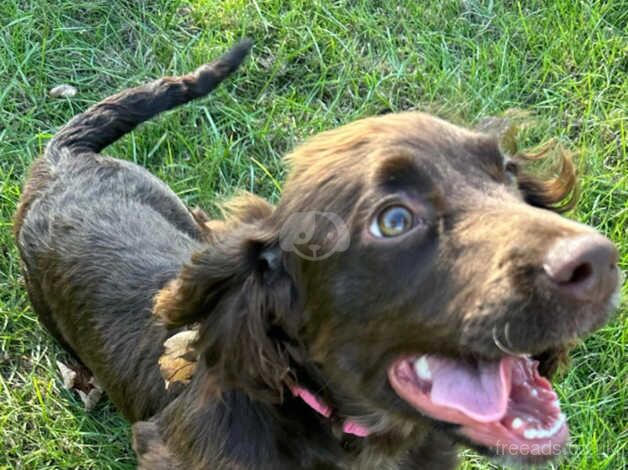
[{"left": 49, "top": 84, "right": 77, "bottom": 98}]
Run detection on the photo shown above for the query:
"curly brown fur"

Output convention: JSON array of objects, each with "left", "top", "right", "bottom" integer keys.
[{"left": 15, "top": 42, "right": 619, "bottom": 469}]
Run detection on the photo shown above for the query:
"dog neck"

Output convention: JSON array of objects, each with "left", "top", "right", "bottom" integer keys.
[{"left": 151, "top": 364, "right": 446, "bottom": 469}]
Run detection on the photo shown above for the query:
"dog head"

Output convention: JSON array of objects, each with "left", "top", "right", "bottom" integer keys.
[{"left": 155, "top": 112, "right": 620, "bottom": 464}]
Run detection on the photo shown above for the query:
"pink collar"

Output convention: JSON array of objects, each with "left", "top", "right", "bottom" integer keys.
[{"left": 290, "top": 386, "right": 370, "bottom": 437}]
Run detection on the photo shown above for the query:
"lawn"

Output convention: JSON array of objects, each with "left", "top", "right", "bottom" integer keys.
[{"left": 0, "top": 0, "right": 625, "bottom": 468}]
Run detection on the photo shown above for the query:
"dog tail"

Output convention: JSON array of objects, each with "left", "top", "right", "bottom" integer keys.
[{"left": 46, "top": 39, "right": 252, "bottom": 158}]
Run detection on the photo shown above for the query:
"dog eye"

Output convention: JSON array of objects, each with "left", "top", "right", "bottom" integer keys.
[
  {"left": 504, "top": 160, "right": 518, "bottom": 178},
  {"left": 370, "top": 206, "right": 413, "bottom": 238}
]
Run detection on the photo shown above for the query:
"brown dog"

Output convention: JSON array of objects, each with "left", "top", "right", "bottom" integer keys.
[{"left": 14, "top": 41, "right": 620, "bottom": 469}]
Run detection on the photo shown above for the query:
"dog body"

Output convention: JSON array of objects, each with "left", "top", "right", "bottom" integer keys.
[
  {"left": 15, "top": 42, "right": 620, "bottom": 469},
  {"left": 16, "top": 143, "right": 207, "bottom": 419},
  {"left": 13, "top": 43, "right": 257, "bottom": 423}
]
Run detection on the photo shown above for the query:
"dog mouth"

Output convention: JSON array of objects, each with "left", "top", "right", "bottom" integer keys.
[{"left": 388, "top": 355, "right": 568, "bottom": 459}]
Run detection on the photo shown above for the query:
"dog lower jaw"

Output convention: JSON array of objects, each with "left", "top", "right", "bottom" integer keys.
[{"left": 387, "top": 354, "right": 569, "bottom": 464}]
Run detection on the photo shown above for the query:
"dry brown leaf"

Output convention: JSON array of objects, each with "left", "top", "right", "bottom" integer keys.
[
  {"left": 159, "top": 329, "right": 199, "bottom": 388},
  {"left": 56, "top": 360, "right": 77, "bottom": 389},
  {"left": 56, "top": 360, "right": 104, "bottom": 411},
  {"left": 77, "top": 379, "right": 103, "bottom": 412}
]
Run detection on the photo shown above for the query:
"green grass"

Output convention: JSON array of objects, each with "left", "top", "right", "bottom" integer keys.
[{"left": 0, "top": 0, "right": 625, "bottom": 468}]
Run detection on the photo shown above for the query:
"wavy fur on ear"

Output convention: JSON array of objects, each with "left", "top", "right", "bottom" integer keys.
[
  {"left": 515, "top": 142, "right": 578, "bottom": 214},
  {"left": 154, "top": 195, "right": 298, "bottom": 401},
  {"left": 476, "top": 111, "right": 579, "bottom": 214}
]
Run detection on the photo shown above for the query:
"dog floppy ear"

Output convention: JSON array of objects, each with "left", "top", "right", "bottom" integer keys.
[
  {"left": 154, "top": 226, "right": 266, "bottom": 326},
  {"left": 154, "top": 221, "right": 299, "bottom": 401},
  {"left": 154, "top": 192, "right": 277, "bottom": 325}
]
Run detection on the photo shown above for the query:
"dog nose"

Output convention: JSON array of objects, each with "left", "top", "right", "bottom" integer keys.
[{"left": 544, "top": 234, "right": 619, "bottom": 303}]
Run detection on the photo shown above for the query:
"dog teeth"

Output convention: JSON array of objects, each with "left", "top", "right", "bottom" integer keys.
[
  {"left": 511, "top": 418, "right": 523, "bottom": 429},
  {"left": 414, "top": 356, "right": 432, "bottom": 381},
  {"left": 522, "top": 413, "right": 566, "bottom": 440},
  {"left": 531, "top": 388, "right": 539, "bottom": 397}
]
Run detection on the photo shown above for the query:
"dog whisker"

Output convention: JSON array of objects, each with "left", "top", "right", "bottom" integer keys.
[{"left": 493, "top": 325, "right": 527, "bottom": 357}]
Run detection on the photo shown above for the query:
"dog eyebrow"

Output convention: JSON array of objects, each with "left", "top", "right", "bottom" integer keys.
[
  {"left": 372, "top": 154, "right": 446, "bottom": 212},
  {"left": 374, "top": 153, "right": 434, "bottom": 189},
  {"left": 470, "top": 137, "right": 507, "bottom": 178}
]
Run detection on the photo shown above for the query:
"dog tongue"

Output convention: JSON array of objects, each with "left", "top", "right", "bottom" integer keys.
[{"left": 429, "top": 357, "right": 511, "bottom": 422}]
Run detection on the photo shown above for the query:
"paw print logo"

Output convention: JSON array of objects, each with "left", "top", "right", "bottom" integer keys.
[{"left": 279, "top": 212, "right": 350, "bottom": 260}]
